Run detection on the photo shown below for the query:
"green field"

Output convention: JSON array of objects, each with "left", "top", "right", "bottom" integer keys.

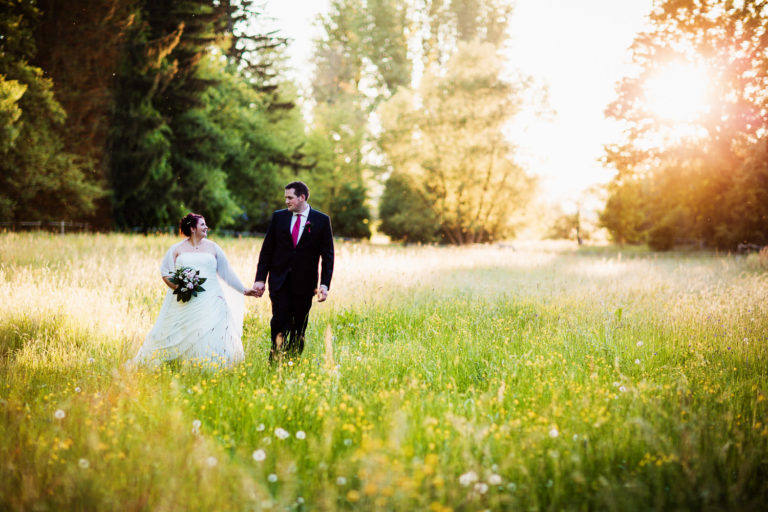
[{"left": 1, "top": 233, "right": 767, "bottom": 511}]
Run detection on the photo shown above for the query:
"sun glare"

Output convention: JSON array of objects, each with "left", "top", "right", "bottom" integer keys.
[{"left": 644, "top": 62, "right": 711, "bottom": 124}]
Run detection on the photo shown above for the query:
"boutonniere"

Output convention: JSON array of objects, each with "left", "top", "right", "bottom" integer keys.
[{"left": 305, "top": 220, "right": 312, "bottom": 233}]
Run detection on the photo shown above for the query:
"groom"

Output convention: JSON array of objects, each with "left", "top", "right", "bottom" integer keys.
[{"left": 252, "top": 181, "right": 334, "bottom": 361}]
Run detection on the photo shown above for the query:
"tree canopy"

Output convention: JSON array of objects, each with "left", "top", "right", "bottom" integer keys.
[{"left": 602, "top": 0, "right": 768, "bottom": 249}]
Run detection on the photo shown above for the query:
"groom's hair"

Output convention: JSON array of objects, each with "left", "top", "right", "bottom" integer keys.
[{"left": 285, "top": 181, "right": 310, "bottom": 200}]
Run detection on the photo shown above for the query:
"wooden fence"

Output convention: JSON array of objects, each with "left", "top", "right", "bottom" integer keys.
[{"left": 0, "top": 221, "right": 91, "bottom": 234}]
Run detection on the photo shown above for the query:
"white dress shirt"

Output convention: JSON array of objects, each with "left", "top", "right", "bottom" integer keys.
[{"left": 290, "top": 203, "right": 311, "bottom": 243}]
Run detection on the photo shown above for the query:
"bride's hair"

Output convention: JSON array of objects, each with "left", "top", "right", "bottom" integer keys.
[{"left": 179, "top": 213, "right": 203, "bottom": 236}]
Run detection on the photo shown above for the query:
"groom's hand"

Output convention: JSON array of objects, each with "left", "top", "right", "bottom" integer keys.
[
  {"left": 252, "top": 281, "right": 266, "bottom": 298},
  {"left": 316, "top": 285, "right": 328, "bottom": 302}
]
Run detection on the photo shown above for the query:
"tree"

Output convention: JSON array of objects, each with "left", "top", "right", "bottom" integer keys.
[
  {"left": 378, "top": 41, "right": 534, "bottom": 244},
  {"left": 376, "top": 0, "right": 538, "bottom": 244},
  {"left": 379, "top": 171, "right": 440, "bottom": 243},
  {"left": 306, "top": 0, "right": 413, "bottom": 238},
  {"left": 109, "top": 0, "right": 246, "bottom": 231},
  {"left": 602, "top": 0, "right": 768, "bottom": 249},
  {"left": 203, "top": 59, "right": 309, "bottom": 232},
  {"left": 32, "top": 0, "right": 135, "bottom": 228},
  {"left": 107, "top": 1, "right": 185, "bottom": 230},
  {"left": 0, "top": 0, "right": 102, "bottom": 222}
]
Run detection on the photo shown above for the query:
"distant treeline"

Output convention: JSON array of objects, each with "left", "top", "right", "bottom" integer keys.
[
  {"left": 600, "top": 0, "right": 768, "bottom": 250},
  {"left": 0, "top": 0, "right": 542, "bottom": 243},
  {"left": 0, "top": 0, "right": 372, "bottom": 236}
]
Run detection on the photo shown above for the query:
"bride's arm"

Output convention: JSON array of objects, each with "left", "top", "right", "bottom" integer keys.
[
  {"left": 160, "top": 243, "right": 180, "bottom": 290},
  {"left": 214, "top": 243, "right": 247, "bottom": 294}
]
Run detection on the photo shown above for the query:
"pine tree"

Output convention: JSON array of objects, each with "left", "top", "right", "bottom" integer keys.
[{"left": 0, "top": 0, "right": 102, "bottom": 222}]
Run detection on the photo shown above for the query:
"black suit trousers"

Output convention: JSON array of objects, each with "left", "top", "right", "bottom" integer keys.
[{"left": 269, "top": 274, "right": 314, "bottom": 361}]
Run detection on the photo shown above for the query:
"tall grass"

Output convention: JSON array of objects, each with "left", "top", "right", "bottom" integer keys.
[{"left": 1, "top": 233, "right": 767, "bottom": 510}]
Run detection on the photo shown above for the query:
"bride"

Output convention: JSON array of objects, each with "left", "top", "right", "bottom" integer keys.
[{"left": 132, "top": 213, "right": 253, "bottom": 368}]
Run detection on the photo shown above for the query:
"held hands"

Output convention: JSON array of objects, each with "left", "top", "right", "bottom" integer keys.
[
  {"left": 245, "top": 281, "right": 327, "bottom": 301},
  {"left": 245, "top": 281, "right": 266, "bottom": 298}
]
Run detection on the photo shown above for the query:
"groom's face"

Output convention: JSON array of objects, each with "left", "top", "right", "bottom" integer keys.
[{"left": 285, "top": 188, "right": 307, "bottom": 213}]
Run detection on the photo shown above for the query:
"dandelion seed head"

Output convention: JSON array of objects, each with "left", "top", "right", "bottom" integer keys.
[
  {"left": 206, "top": 456, "right": 217, "bottom": 467},
  {"left": 296, "top": 430, "right": 306, "bottom": 439},
  {"left": 549, "top": 427, "right": 559, "bottom": 438},
  {"left": 252, "top": 449, "right": 266, "bottom": 462},
  {"left": 54, "top": 409, "right": 65, "bottom": 419},
  {"left": 459, "top": 471, "right": 478, "bottom": 486},
  {"left": 78, "top": 458, "right": 90, "bottom": 469},
  {"left": 268, "top": 473, "right": 278, "bottom": 482},
  {"left": 336, "top": 476, "right": 347, "bottom": 485},
  {"left": 488, "top": 474, "right": 502, "bottom": 485},
  {"left": 275, "top": 427, "right": 290, "bottom": 439},
  {"left": 474, "top": 482, "right": 489, "bottom": 494}
]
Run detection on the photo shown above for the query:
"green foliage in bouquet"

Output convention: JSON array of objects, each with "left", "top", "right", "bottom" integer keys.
[{"left": 168, "top": 266, "right": 207, "bottom": 303}]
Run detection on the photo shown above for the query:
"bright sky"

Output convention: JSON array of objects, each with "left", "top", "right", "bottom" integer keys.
[{"left": 261, "top": 0, "right": 654, "bottom": 209}]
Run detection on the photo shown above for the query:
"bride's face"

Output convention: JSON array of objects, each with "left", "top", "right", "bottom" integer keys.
[{"left": 192, "top": 218, "right": 208, "bottom": 238}]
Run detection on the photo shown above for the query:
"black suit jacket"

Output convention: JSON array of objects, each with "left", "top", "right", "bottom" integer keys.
[{"left": 255, "top": 208, "right": 334, "bottom": 295}]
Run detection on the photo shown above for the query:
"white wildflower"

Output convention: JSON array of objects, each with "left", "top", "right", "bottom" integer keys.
[
  {"left": 459, "top": 471, "right": 478, "bottom": 486},
  {"left": 275, "top": 427, "right": 290, "bottom": 440},
  {"left": 54, "top": 409, "right": 66, "bottom": 420},
  {"left": 252, "top": 449, "right": 266, "bottom": 462},
  {"left": 296, "top": 430, "right": 306, "bottom": 440}
]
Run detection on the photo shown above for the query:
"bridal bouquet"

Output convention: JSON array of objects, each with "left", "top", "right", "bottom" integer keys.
[{"left": 169, "top": 266, "right": 207, "bottom": 303}]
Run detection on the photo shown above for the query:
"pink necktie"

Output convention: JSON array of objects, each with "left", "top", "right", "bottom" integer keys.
[{"left": 292, "top": 214, "right": 302, "bottom": 247}]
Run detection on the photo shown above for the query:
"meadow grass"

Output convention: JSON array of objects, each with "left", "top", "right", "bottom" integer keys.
[{"left": 1, "top": 232, "right": 767, "bottom": 511}]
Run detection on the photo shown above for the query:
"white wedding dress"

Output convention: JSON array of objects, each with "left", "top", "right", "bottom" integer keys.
[{"left": 132, "top": 241, "right": 246, "bottom": 369}]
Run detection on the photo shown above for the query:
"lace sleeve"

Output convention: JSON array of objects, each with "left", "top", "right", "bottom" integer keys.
[{"left": 214, "top": 243, "right": 247, "bottom": 293}]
